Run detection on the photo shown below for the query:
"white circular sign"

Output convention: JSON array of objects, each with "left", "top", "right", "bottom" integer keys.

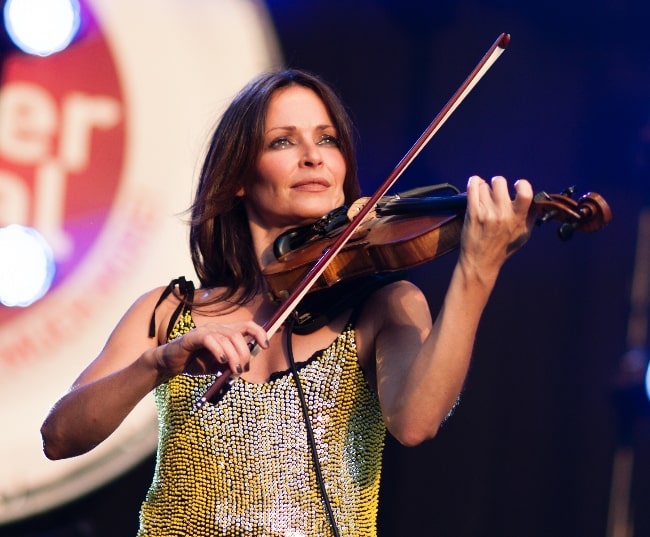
[{"left": 0, "top": 0, "right": 280, "bottom": 524}]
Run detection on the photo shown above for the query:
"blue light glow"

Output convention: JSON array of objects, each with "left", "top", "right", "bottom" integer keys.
[
  {"left": 0, "top": 224, "right": 56, "bottom": 307},
  {"left": 3, "top": 0, "right": 81, "bottom": 56}
]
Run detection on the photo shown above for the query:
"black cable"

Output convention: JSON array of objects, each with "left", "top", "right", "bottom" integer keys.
[{"left": 285, "top": 316, "right": 341, "bottom": 537}]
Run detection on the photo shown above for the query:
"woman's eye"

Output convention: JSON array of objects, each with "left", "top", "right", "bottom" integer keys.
[
  {"left": 318, "top": 134, "right": 340, "bottom": 147},
  {"left": 269, "top": 137, "right": 292, "bottom": 149}
]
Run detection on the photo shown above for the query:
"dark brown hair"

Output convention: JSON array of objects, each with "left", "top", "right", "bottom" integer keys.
[{"left": 189, "top": 69, "right": 361, "bottom": 305}]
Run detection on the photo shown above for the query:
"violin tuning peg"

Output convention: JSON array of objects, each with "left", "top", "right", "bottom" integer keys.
[
  {"left": 561, "top": 185, "right": 577, "bottom": 198},
  {"left": 557, "top": 222, "right": 576, "bottom": 241}
]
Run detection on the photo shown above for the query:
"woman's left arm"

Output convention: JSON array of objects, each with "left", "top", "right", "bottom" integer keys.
[{"left": 370, "top": 176, "right": 533, "bottom": 447}]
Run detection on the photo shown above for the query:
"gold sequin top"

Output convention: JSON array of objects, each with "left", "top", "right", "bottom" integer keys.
[{"left": 137, "top": 310, "right": 386, "bottom": 537}]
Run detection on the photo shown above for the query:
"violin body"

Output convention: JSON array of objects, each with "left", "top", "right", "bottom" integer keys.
[{"left": 264, "top": 212, "right": 464, "bottom": 301}]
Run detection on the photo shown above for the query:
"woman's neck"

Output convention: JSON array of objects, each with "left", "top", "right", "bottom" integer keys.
[{"left": 247, "top": 221, "right": 283, "bottom": 268}]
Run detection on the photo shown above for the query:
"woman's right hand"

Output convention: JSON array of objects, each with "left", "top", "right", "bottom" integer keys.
[{"left": 152, "top": 321, "right": 270, "bottom": 381}]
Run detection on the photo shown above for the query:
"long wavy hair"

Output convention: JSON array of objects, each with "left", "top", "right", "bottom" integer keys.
[{"left": 189, "top": 69, "right": 361, "bottom": 306}]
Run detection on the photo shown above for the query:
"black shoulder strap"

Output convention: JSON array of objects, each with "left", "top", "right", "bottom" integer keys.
[{"left": 148, "top": 276, "right": 195, "bottom": 339}]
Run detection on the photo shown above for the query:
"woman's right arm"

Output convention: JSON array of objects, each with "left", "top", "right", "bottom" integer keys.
[
  {"left": 40, "top": 288, "right": 171, "bottom": 460},
  {"left": 40, "top": 287, "right": 270, "bottom": 460}
]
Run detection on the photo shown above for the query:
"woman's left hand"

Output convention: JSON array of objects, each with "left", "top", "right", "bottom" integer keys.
[{"left": 460, "top": 175, "right": 534, "bottom": 278}]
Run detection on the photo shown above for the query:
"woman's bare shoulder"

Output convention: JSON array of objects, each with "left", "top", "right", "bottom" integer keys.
[
  {"left": 69, "top": 282, "right": 195, "bottom": 386},
  {"left": 354, "top": 279, "right": 429, "bottom": 362},
  {"left": 364, "top": 279, "right": 427, "bottom": 316}
]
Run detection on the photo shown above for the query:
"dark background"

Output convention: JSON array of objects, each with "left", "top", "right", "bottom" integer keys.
[{"left": 4, "top": 1, "right": 650, "bottom": 536}]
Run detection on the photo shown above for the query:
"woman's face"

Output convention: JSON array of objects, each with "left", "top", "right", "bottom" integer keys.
[{"left": 243, "top": 85, "right": 347, "bottom": 232}]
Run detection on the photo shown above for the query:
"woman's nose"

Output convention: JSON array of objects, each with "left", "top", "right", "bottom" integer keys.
[{"left": 300, "top": 141, "right": 323, "bottom": 167}]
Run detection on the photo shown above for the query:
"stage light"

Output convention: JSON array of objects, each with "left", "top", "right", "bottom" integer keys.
[
  {"left": 0, "top": 224, "right": 56, "bottom": 307},
  {"left": 2, "top": 0, "right": 81, "bottom": 56},
  {"left": 646, "top": 358, "right": 650, "bottom": 402}
]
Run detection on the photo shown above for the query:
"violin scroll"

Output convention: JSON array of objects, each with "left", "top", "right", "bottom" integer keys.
[{"left": 532, "top": 186, "right": 612, "bottom": 241}]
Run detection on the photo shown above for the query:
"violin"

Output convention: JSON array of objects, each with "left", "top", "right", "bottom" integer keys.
[{"left": 262, "top": 185, "right": 612, "bottom": 303}]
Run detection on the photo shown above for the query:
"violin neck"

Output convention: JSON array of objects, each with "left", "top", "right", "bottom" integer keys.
[{"left": 376, "top": 193, "right": 467, "bottom": 216}]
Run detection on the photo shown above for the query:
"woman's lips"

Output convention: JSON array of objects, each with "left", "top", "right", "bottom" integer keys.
[{"left": 292, "top": 179, "right": 330, "bottom": 191}]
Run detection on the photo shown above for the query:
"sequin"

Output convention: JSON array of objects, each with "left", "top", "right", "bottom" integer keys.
[{"left": 137, "top": 309, "right": 386, "bottom": 537}]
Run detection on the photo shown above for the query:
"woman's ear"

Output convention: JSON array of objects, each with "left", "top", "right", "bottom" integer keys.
[{"left": 235, "top": 186, "right": 245, "bottom": 197}]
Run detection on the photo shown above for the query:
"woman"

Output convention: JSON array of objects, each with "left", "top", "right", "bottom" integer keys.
[{"left": 41, "top": 69, "right": 534, "bottom": 536}]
